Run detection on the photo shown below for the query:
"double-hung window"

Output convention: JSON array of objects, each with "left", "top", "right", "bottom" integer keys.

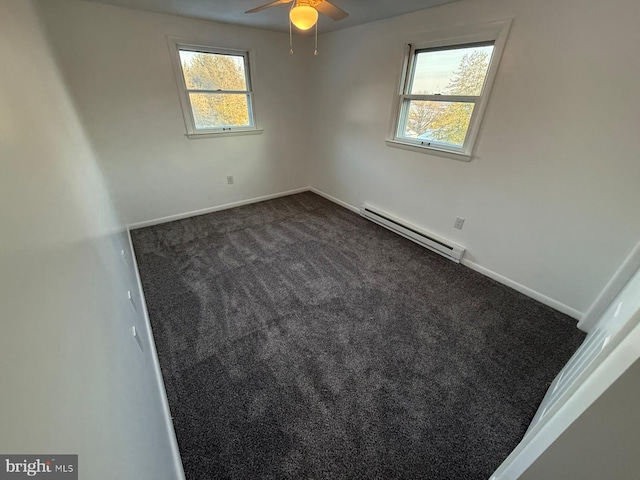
[
  {"left": 388, "top": 20, "right": 511, "bottom": 160},
  {"left": 169, "top": 40, "right": 260, "bottom": 138}
]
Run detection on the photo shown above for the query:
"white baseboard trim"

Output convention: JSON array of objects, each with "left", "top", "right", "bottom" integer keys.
[
  {"left": 461, "top": 259, "right": 583, "bottom": 321},
  {"left": 310, "top": 186, "right": 584, "bottom": 322},
  {"left": 128, "top": 187, "right": 311, "bottom": 229},
  {"left": 126, "top": 228, "right": 186, "bottom": 480},
  {"left": 130, "top": 184, "right": 584, "bottom": 322},
  {"left": 309, "top": 187, "right": 360, "bottom": 213}
]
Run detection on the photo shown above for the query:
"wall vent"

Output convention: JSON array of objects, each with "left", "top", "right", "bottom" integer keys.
[{"left": 360, "top": 204, "right": 465, "bottom": 263}]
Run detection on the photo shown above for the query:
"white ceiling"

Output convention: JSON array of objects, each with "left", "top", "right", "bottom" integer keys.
[{"left": 80, "top": 0, "right": 460, "bottom": 33}]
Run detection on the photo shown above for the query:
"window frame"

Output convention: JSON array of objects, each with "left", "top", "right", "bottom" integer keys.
[
  {"left": 386, "top": 19, "right": 512, "bottom": 161},
  {"left": 168, "top": 38, "right": 262, "bottom": 139}
]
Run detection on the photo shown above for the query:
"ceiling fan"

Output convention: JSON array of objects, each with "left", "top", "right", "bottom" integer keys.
[{"left": 245, "top": 0, "right": 348, "bottom": 31}]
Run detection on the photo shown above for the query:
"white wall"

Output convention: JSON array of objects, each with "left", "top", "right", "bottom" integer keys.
[
  {"left": 0, "top": 1, "right": 181, "bottom": 478},
  {"left": 5, "top": 1, "right": 638, "bottom": 477},
  {"left": 36, "top": 0, "right": 312, "bottom": 225},
  {"left": 307, "top": 0, "right": 640, "bottom": 317},
  {"left": 35, "top": 0, "right": 640, "bottom": 318}
]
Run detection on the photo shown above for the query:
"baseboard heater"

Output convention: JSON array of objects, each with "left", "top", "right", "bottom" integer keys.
[{"left": 360, "top": 204, "right": 466, "bottom": 263}]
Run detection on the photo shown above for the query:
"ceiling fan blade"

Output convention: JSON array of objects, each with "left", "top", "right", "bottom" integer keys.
[
  {"left": 245, "top": 0, "right": 293, "bottom": 14},
  {"left": 314, "top": 0, "right": 349, "bottom": 21}
]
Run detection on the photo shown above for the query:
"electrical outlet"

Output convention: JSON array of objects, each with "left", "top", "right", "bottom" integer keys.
[
  {"left": 121, "top": 249, "right": 129, "bottom": 265},
  {"left": 454, "top": 217, "right": 465, "bottom": 230},
  {"left": 227, "top": 175, "right": 234, "bottom": 185}
]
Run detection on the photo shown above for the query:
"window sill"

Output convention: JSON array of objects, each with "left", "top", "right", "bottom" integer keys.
[
  {"left": 186, "top": 128, "right": 264, "bottom": 140},
  {"left": 385, "top": 139, "right": 472, "bottom": 162}
]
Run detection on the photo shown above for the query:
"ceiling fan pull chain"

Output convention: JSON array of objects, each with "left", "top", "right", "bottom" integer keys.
[
  {"left": 289, "top": 16, "right": 294, "bottom": 55},
  {"left": 314, "top": 21, "right": 318, "bottom": 56},
  {"left": 289, "top": 2, "right": 296, "bottom": 55}
]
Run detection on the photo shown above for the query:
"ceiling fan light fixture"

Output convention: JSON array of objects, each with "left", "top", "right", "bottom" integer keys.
[{"left": 289, "top": 4, "right": 318, "bottom": 30}]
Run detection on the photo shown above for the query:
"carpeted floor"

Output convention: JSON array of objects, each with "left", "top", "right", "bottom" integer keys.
[{"left": 132, "top": 192, "right": 585, "bottom": 480}]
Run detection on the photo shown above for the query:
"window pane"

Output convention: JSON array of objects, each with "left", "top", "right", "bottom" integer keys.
[
  {"left": 402, "top": 100, "right": 475, "bottom": 148},
  {"left": 189, "top": 93, "right": 250, "bottom": 129},
  {"left": 179, "top": 51, "right": 248, "bottom": 91},
  {"left": 409, "top": 44, "right": 494, "bottom": 96}
]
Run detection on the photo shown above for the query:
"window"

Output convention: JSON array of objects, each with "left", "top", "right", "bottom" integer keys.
[
  {"left": 388, "top": 20, "right": 511, "bottom": 160},
  {"left": 169, "top": 40, "right": 260, "bottom": 138}
]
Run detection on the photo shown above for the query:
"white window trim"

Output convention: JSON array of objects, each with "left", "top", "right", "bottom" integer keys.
[
  {"left": 387, "top": 19, "right": 512, "bottom": 161},
  {"left": 167, "top": 37, "right": 263, "bottom": 138}
]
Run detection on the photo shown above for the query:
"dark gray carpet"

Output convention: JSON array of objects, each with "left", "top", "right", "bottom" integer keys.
[{"left": 132, "top": 192, "right": 585, "bottom": 480}]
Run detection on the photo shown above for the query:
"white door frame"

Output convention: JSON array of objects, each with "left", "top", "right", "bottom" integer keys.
[
  {"left": 490, "top": 267, "right": 640, "bottom": 479},
  {"left": 579, "top": 239, "right": 640, "bottom": 332}
]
